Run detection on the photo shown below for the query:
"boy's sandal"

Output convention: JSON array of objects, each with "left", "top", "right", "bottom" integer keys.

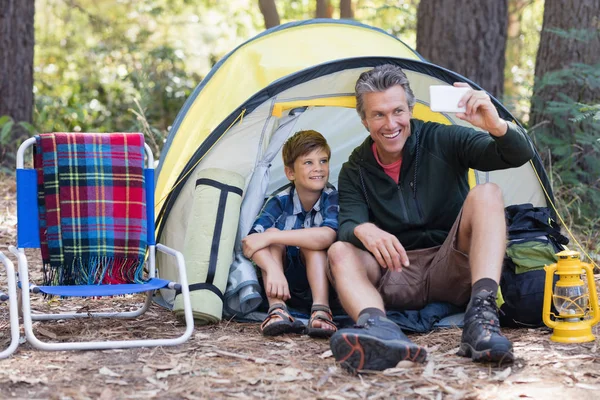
[
  {"left": 306, "top": 304, "right": 337, "bottom": 338},
  {"left": 260, "top": 303, "right": 305, "bottom": 336}
]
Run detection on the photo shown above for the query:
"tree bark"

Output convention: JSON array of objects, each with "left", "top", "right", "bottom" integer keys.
[
  {"left": 529, "top": 0, "right": 600, "bottom": 129},
  {"left": 340, "top": 0, "right": 354, "bottom": 19},
  {"left": 258, "top": 0, "right": 280, "bottom": 29},
  {"left": 0, "top": 0, "right": 35, "bottom": 124},
  {"left": 416, "top": 0, "right": 508, "bottom": 99},
  {"left": 316, "top": 0, "right": 333, "bottom": 18}
]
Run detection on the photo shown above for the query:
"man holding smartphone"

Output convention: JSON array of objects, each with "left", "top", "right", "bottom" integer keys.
[{"left": 328, "top": 64, "right": 533, "bottom": 372}]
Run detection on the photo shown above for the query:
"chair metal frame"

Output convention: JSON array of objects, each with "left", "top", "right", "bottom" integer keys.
[
  {"left": 12, "top": 136, "right": 194, "bottom": 351},
  {"left": 0, "top": 252, "right": 19, "bottom": 358}
]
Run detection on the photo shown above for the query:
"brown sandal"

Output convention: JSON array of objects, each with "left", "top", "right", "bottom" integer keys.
[
  {"left": 260, "top": 303, "right": 305, "bottom": 336},
  {"left": 306, "top": 304, "right": 337, "bottom": 338}
]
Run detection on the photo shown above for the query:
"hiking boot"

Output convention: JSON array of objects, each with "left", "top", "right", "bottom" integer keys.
[
  {"left": 330, "top": 314, "right": 427, "bottom": 373},
  {"left": 458, "top": 290, "right": 514, "bottom": 364}
]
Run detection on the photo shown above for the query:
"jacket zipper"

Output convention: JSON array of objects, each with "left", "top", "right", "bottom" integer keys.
[
  {"left": 410, "top": 181, "right": 424, "bottom": 220},
  {"left": 397, "top": 184, "right": 410, "bottom": 221}
]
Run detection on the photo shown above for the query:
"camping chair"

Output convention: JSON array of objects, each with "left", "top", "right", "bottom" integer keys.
[
  {"left": 9, "top": 132, "right": 193, "bottom": 351},
  {"left": 0, "top": 252, "right": 19, "bottom": 358}
]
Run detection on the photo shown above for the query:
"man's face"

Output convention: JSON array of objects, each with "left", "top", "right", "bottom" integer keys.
[{"left": 361, "top": 85, "right": 413, "bottom": 165}]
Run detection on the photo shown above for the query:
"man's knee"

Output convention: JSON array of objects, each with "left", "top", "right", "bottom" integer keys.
[
  {"left": 327, "top": 241, "right": 355, "bottom": 276},
  {"left": 465, "top": 183, "right": 504, "bottom": 210}
]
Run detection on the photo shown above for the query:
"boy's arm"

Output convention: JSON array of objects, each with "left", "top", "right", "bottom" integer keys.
[{"left": 242, "top": 227, "right": 336, "bottom": 258}]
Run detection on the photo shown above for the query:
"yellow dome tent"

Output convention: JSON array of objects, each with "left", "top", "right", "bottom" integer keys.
[{"left": 154, "top": 19, "right": 553, "bottom": 319}]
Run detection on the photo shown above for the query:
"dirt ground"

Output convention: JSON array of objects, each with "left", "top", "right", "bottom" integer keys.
[{"left": 1, "top": 175, "right": 600, "bottom": 400}]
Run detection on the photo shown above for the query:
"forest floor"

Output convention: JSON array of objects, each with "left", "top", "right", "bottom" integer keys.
[{"left": 1, "top": 175, "right": 600, "bottom": 400}]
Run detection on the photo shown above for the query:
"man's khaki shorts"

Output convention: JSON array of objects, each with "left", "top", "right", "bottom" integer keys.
[{"left": 377, "top": 211, "right": 471, "bottom": 310}]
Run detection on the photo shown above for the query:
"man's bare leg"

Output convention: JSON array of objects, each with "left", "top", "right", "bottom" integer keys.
[
  {"left": 455, "top": 183, "right": 513, "bottom": 364},
  {"left": 327, "top": 242, "right": 383, "bottom": 321},
  {"left": 328, "top": 242, "right": 427, "bottom": 371},
  {"left": 457, "top": 183, "right": 506, "bottom": 283}
]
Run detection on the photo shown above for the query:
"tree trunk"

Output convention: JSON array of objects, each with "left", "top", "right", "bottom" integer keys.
[
  {"left": 340, "top": 0, "right": 354, "bottom": 19},
  {"left": 258, "top": 0, "right": 280, "bottom": 29},
  {"left": 416, "top": 0, "right": 508, "bottom": 99},
  {"left": 528, "top": 0, "right": 600, "bottom": 222},
  {"left": 316, "top": 0, "right": 333, "bottom": 18},
  {"left": 0, "top": 0, "right": 35, "bottom": 124},
  {"left": 529, "top": 0, "right": 600, "bottom": 129}
]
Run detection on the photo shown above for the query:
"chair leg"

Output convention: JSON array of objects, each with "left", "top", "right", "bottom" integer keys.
[
  {"left": 30, "top": 292, "right": 153, "bottom": 321},
  {"left": 0, "top": 252, "right": 20, "bottom": 359},
  {"left": 9, "top": 245, "right": 194, "bottom": 351}
]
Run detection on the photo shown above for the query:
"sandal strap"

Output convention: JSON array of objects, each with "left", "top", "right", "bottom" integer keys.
[
  {"left": 268, "top": 302, "right": 289, "bottom": 315},
  {"left": 261, "top": 303, "right": 294, "bottom": 331},
  {"left": 310, "top": 304, "right": 332, "bottom": 316},
  {"left": 308, "top": 304, "right": 336, "bottom": 330}
]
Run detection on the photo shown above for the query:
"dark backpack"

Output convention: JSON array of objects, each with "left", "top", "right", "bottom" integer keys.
[{"left": 499, "top": 204, "right": 568, "bottom": 327}]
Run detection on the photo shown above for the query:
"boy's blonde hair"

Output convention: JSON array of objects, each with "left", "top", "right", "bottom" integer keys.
[{"left": 282, "top": 130, "right": 331, "bottom": 169}]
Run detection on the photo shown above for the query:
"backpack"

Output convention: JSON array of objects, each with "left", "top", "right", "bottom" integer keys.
[{"left": 499, "top": 204, "right": 569, "bottom": 327}]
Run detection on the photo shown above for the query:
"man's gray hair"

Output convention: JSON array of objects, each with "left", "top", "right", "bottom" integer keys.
[{"left": 355, "top": 64, "right": 416, "bottom": 120}]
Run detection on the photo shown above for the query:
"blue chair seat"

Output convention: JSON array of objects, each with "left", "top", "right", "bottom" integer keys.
[{"left": 35, "top": 278, "right": 172, "bottom": 297}]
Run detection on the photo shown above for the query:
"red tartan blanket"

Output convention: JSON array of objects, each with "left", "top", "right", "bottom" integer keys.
[{"left": 34, "top": 133, "right": 148, "bottom": 285}]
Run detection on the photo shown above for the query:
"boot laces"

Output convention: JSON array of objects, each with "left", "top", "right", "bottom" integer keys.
[{"left": 470, "top": 293, "right": 501, "bottom": 333}]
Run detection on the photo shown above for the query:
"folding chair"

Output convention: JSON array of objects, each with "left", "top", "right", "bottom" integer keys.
[
  {"left": 0, "top": 252, "right": 19, "bottom": 358},
  {"left": 9, "top": 132, "right": 193, "bottom": 351}
]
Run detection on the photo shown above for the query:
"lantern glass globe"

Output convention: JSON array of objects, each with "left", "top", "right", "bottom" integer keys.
[{"left": 553, "top": 285, "right": 588, "bottom": 317}]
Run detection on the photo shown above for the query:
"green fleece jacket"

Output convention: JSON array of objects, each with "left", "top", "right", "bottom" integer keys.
[{"left": 337, "top": 119, "right": 534, "bottom": 251}]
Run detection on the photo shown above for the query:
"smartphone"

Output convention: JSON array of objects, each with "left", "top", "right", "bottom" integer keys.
[{"left": 429, "top": 85, "right": 470, "bottom": 113}]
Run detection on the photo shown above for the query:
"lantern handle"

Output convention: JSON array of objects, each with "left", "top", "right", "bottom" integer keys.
[
  {"left": 543, "top": 263, "right": 558, "bottom": 329},
  {"left": 582, "top": 263, "right": 600, "bottom": 326}
]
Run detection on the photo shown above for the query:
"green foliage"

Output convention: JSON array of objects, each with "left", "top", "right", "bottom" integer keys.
[
  {"left": 529, "top": 41, "right": 600, "bottom": 243},
  {"left": 503, "top": 0, "right": 544, "bottom": 124},
  {"left": 33, "top": 0, "right": 206, "bottom": 160},
  {"left": 0, "top": 116, "right": 37, "bottom": 171}
]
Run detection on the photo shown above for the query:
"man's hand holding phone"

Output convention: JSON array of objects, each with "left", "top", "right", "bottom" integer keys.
[{"left": 429, "top": 83, "right": 508, "bottom": 137}]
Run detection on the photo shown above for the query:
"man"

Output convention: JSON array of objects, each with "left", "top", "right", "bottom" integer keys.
[{"left": 328, "top": 64, "right": 533, "bottom": 372}]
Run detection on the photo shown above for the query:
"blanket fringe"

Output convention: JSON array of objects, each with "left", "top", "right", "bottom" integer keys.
[{"left": 42, "top": 256, "right": 145, "bottom": 286}]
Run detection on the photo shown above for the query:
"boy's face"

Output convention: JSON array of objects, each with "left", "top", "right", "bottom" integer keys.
[{"left": 285, "top": 147, "right": 330, "bottom": 193}]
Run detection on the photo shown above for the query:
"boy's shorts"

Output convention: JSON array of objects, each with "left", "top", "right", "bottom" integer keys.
[{"left": 377, "top": 210, "right": 472, "bottom": 311}]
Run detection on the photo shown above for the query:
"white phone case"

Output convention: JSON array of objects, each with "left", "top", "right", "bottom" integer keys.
[{"left": 429, "top": 85, "right": 470, "bottom": 113}]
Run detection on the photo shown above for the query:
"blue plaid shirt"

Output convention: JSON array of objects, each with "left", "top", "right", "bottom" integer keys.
[{"left": 250, "top": 184, "right": 339, "bottom": 255}]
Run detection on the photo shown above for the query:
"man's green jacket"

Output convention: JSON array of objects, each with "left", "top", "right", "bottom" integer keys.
[{"left": 337, "top": 119, "right": 534, "bottom": 251}]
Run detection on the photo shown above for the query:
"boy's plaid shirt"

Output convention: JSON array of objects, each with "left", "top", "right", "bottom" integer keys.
[{"left": 249, "top": 184, "right": 339, "bottom": 246}]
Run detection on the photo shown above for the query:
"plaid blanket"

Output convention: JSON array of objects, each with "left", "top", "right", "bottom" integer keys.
[{"left": 34, "top": 133, "right": 148, "bottom": 285}]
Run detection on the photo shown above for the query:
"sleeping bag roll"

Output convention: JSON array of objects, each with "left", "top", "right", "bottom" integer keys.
[{"left": 174, "top": 168, "right": 244, "bottom": 325}]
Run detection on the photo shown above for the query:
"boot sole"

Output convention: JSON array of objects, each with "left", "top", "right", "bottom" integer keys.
[
  {"left": 457, "top": 342, "right": 514, "bottom": 364},
  {"left": 330, "top": 332, "right": 427, "bottom": 373}
]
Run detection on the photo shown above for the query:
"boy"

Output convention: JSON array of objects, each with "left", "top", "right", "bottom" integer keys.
[{"left": 242, "top": 130, "right": 339, "bottom": 338}]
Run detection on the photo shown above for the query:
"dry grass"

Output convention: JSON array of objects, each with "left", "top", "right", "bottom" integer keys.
[{"left": 2, "top": 175, "right": 600, "bottom": 399}]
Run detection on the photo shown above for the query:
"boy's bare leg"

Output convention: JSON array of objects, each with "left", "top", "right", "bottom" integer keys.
[
  {"left": 327, "top": 241, "right": 384, "bottom": 321},
  {"left": 251, "top": 238, "right": 290, "bottom": 327},
  {"left": 302, "top": 248, "right": 333, "bottom": 330}
]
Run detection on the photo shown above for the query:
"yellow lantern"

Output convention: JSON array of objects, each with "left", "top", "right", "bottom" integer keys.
[{"left": 542, "top": 250, "right": 600, "bottom": 343}]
